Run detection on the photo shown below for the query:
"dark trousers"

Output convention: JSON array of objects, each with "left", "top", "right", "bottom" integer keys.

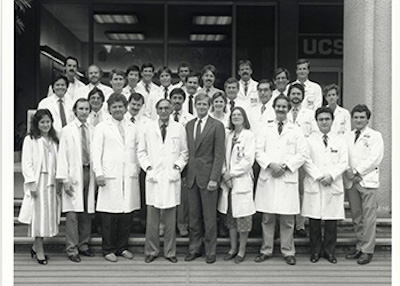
[
  {"left": 188, "top": 181, "right": 218, "bottom": 256},
  {"left": 309, "top": 218, "right": 337, "bottom": 255},
  {"left": 100, "top": 212, "right": 133, "bottom": 255}
]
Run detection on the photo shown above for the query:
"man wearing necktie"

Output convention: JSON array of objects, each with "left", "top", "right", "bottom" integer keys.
[
  {"left": 225, "top": 77, "right": 249, "bottom": 114},
  {"left": 87, "top": 88, "right": 110, "bottom": 127},
  {"left": 199, "top": 64, "right": 223, "bottom": 98},
  {"left": 184, "top": 93, "right": 225, "bottom": 264},
  {"left": 182, "top": 72, "right": 201, "bottom": 117},
  {"left": 344, "top": 104, "right": 384, "bottom": 265},
  {"left": 272, "top": 67, "right": 291, "bottom": 100},
  {"left": 301, "top": 107, "right": 348, "bottom": 264},
  {"left": 237, "top": 60, "right": 259, "bottom": 107},
  {"left": 57, "top": 99, "right": 96, "bottom": 263},
  {"left": 158, "top": 67, "right": 174, "bottom": 99},
  {"left": 137, "top": 99, "right": 188, "bottom": 264},
  {"left": 92, "top": 94, "right": 141, "bottom": 263},
  {"left": 254, "top": 94, "right": 307, "bottom": 266},
  {"left": 122, "top": 65, "right": 140, "bottom": 98}
]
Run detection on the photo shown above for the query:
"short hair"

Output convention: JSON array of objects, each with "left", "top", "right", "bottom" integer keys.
[
  {"left": 272, "top": 94, "right": 291, "bottom": 110},
  {"left": 185, "top": 72, "right": 200, "bottom": 83},
  {"left": 211, "top": 91, "right": 227, "bottom": 113},
  {"left": 155, "top": 98, "right": 172, "bottom": 109},
  {"left": 201, "top": 64, "right": 217, "bottom": 76},
  {"left": 126, "top": 65, "right": 140, "bottom": 74},
  {"left": 194, "top": 93, "right": 212, "bottom": 106},
  {"left": 177, "top": 63, "right": 190, "bottom": 73},
  {"left": 288, "top": 83, "right": 305, "bottom": 100},
  {"left": 158, "top": 66, "right": 172, "bottom": 77},
  {"left": 351, "top": 104, "right": 371, "bottom": 119},
  {"left": 73, "top": 98, "right": 91, "bottom": 114},
  {"left": 109, "top": 68, "right": 126, "bottom": 81},
  {"left": 315, "top": 106, "right": 334, "bottom": 121},
  {"left": 323, "top": 83, "right": 340, "bottom": 97},
  {"left": 228, "top": 107, "right": 251, "bottom": 130},
  {"left": 29, "top": 109, "right": 59, "bottom": 144},
  {"left": 237, "top": 60, "right": 253, "bottom": 70},
  {"left": 52, "top": 74, "right": 69, "bottom": 89},
  {"left": 87, "top": 64, "right": 103, "bottom": 77},
  {"left": 169, "top": 88, "right": 186, "bottom": 101},
  {"left": 107, "top": 93, "right": 128, "bottom": 109},
  {"left": 88, "top": 87, "right": 105, "bottom": 102},
  {"left": 64, "top": 56, "right": 79, "bottom": 67},
  {"left": 257, "top": 79, "right": 275, "bottom": 90},
  {"left": 273, "top": 67, "right": 291, "bottom": 81},
  {"left": 224, "top": 77, "right": 239, "bottom": 89},
  {"left": 128, "top": 92, "right": 145, "bottom": 104},
  {"left": 296, "top": 58, "right": 311, "bottom": 69},
  {"left": 141, "top": 63, "right": 155, "bottom": 72}
]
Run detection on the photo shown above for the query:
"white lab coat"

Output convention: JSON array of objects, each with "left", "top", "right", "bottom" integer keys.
[
  {"left": 330, "top": 105, "right": 351, "bottom": 136},
  {"left": 92, "top": 117, "right": 141, "bottom": 213},
  {"left": 301, "top": 132, "right": 348, "bottom": 219},
  {"left": 218, "top": 129, "right": 256, "bottom": 218},
  {"left": 344, "top": 127, "right": 384, "bottom": 189},
  {"left": 255, "top": 120, "right": 307, "bottom": 214},
  {"left": 56, "top": 119, "right": 96, "bottom": 213},
  {"left": 247, "top": 102, "right": 275, "bottom": 133},
  {"left": 135, "top": 80, "right": 162, "bottom": 120},
  {"left": 137, "top": 119, "right": 188, "bottom": 209},
  {"left": 238, "top": 78, "right": 259, "bottom": 107},
  {"left": 287, "top": 106, "right": 318, "bottom": 138},
  {"left": 293, "top": 79, "right": 323, "bottom": 111},
  {"left": 76, "top": 82, "right": 113, "bottom": 101}
]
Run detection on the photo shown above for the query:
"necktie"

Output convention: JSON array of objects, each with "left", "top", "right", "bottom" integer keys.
[
  {"left": 81, "top": 124, "right": 90, "bottom": 165},
  {"left": 164, "top": 87, "right": 168, "bottom": 99},
  {"left": 188, "top": 95, "right": 194, "bottom": 115},
  {"left": 206, "top": 88, "right": 210, "bottom": 95},
  {"left": 130, "top": 116, "right": 136, "bottom": 124},
  {"left": 244, "top": 81, "right": 248, "bottom": 96},
  {"left": 230, "top": 100, "right": 235, "bottom": 113},
  {"left": 118, "top": 122, "right": 125, "bottom": 143},
  {"left": 292, "top": 108, "right": 298, "bottom": 122},
  {"left": 323, "top": 134, "right": 328, "bottom": 147},
  {"left": 195, "top": 119, "right": 202, "bottom": 142},
  {"left": 174, "top": 111, "right": 179, "bottom": 122},
  {"left": 130, "top": 87, "right": 136, "bottom": 94},
  {"left": 59, "top": 99, "right": 67, "bottom": 127},
  {"left": 355, "top": 130, "right": 361, "bottom": 143},
  {"left": 278, "top": 121, "right": 283, "bottom": 135},
  {"left": 261, "top": 104, "right": 266, "bottom": 114},
  {"left": 145, "top": 84, "right": 150, "bottom": 93},
  {"left": 161, "top": 123, "right": 167, "bottom": 142}
]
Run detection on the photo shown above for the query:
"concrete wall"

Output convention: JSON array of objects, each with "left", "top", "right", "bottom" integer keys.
[{"left": 343, "top": 0, "right": 392, "bottom": 215}]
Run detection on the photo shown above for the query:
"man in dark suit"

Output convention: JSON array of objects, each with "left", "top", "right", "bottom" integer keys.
[{"left": 184, "top": 93, "right": 225, "bottom": 264}]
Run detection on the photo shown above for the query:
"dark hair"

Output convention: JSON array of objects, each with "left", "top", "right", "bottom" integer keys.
[
  {"left": 155, "top": 98, "right": 172, "bottom": 109},
  {"left": 185, "top": 72, "right": 200, "bottom": 83},
  {"left": 201, "top": 64, "right": 217, "bottom": 76},
  {"left": 29, "top": 109, "right": 59, "bottom": 144},
  {"left": 51, "top": 74, "right": 69, "bottom": 90},
  {"left": 228, "top": 107, "right": 251, "bottom": 130},
  {"left": 323, "top": 83, "right": 340, "bottom": 97},
  {"left": 257, "top": 79, "right": 275, "bottom": 90},
  {"left": 351, "top": 104, "right": 371, "bottom": 119},
  {"left": 73, "top": 98, "right": 91, "bottom": 115},
  {"left": 211, "top": 91, "right": 227, "bottom": 113},
  {"left": 296, "top": 58, "right": 311, "bottom": 69},
  {"left": 64, "top": 56, "right": 79, "bottom": 67},
  {"left": 272, "top": 94, "right": 291, "bottom": 110},
  {"left": 224, "top": 77, "right": 239, "bottom": 89},
  {"left": 158, "top": 66, "right": 172, "bottom": 78},
  {"left": 194, "top": 93, "right": 212, "bottom": 106},
  {"left": 107, "top": 93, "right": 128, "bottom": 109},
  {"left": 141, "top": 63, "right": 155, "bottom": 72},
  {"left": 109, "top": 68, "right": 126, "bottom": 81},
  {"left": 315, "top": 106, "right": 334, "bottom": 121},
  {"left": 128, "top": 92, "right": 145, "bottom": 104},
  {"left": 170, "top": 88, "right": 186, "bottom": 101},
  {"left": 126, "top": 65, "right": 140, "bottom": 74},
  {"left": 238, "top": 60, "right": 253, "bottom": 70},
  {"left": 273, "top": 67, "right": 291, "bottom": 82},
  {"left": 177, "top": 63, "right": 190, "bottom": 73},
  {"left": 288, "top": 83, "right": 305, "bottom": 100},
  {"left": 88, "top": 87, "right": 105, "bottom": 102}
]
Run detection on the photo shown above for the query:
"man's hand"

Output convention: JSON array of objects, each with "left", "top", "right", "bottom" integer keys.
[
  {"left": 207, "top": 180, "right": 218, "bottom": 191},
  {"left": 96, "top": 175, "right": 106, "bottom": 187},
  {"left": 317, "top": 174, "right": 333, "bottom": 186},
  {"left": 269, "top": 163, "right": 285, "bottom": 177},
  {"left": 353, "top": 174, "right": 362, "bottom": 183}
]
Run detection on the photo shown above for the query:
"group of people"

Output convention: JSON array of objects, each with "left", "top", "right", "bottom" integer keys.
[{"left": 18, "top": 57, "right": 384, "bottom": 267}]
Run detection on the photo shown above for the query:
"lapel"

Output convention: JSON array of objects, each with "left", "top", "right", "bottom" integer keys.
[
  {"left": 187, "top": 119, "right": 196, "bottom": 151},
  {"left": 107, "top": 119, "right": 124, "bottom": 146},
  {"left": 195, "top": 116, "right": 213, "bottom": 150},
  {"left": 71, "top": 122, "right": 82, "bottom": 161}
]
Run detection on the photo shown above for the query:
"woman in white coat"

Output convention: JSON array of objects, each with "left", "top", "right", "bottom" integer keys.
[
  {"left": 219, "top": 107, "right": 256, "bottom": 263},
  {"left": 18, "top": 109, "right": 61, "bottom": 265}
]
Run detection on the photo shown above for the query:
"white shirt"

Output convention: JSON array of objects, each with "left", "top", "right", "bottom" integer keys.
[
  {"left": 77, "top": 82, "right": 113, "bottom": 101},
  {"left": 272, "top": 85, "right": 290, "bottom": 101},
  {"left": 293, "top": 79, "right": 323, "bottom": 111},
  {"left": 193, "top": 115, "right": 209, "bottom": 139},
  {"left": 87, "top": 108, "right": 110, "bottom": 127},
  {"left": 136, "top": 80, "right": 162, "bottom": 120},
  {"left": 47, "top": 77, "right": 85, "bottom": 104},
  {"left": 238, "top": 78, "right": 259, "bottom": 107}
]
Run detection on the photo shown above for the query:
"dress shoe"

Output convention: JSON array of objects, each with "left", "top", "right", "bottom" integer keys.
[
  {"left": 345, "top": 249, "right": 362, "bottom": 259},
  {"left": 294, "top": 229, "right": 307, "bottom": 238},
  {"left": 36, "top": 257, "right": 48, "bottom": 265},
  {"left": 121, "top": 250, "right": 134, "bottom": 259},
  {"left": 254, "top": 253, "right": 272, "bottom": 263},
  {"left": 310, "top": 254, "right": 320, "bottom": 263},
  {"left": 223, "top": 252, "right": 237, "bottom": 261},
  {"left": 184, "top": 253, "right": 201, "bottom": 262},
  {"left": 357, "top": 253, "right": 373, "bottom": 265},
  {"left": 79, "top": 249, "right": 95, "bottom": 257},
  {"left": 104, "top": 253, "right": 118, "bottom": 263},
  {"left": 165, "top": 256, "right": 178, "bottom": 263},
  {"left": 145, "top": 255, "right": 157, "bottom": 263},
  {"left": 234, "top": 255, "right": 245, "bottom": 264},
  {"left": 323, "top": 253, "right": 337, "bottom": 264},
  {"left": 68, "top": 254, "right": 81, "bottom": 263},
  {"left": 285, "top": 255, "right": 296, "bottom": 265},
  {"left": 206, "top": 255, "right": 216, "bottom": 264},
  {"left": 30, "top": 248, "right": 49, "bottom": 260},
  {"left": 179, "top": 229, "right": 189, "bottom": 237}
]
